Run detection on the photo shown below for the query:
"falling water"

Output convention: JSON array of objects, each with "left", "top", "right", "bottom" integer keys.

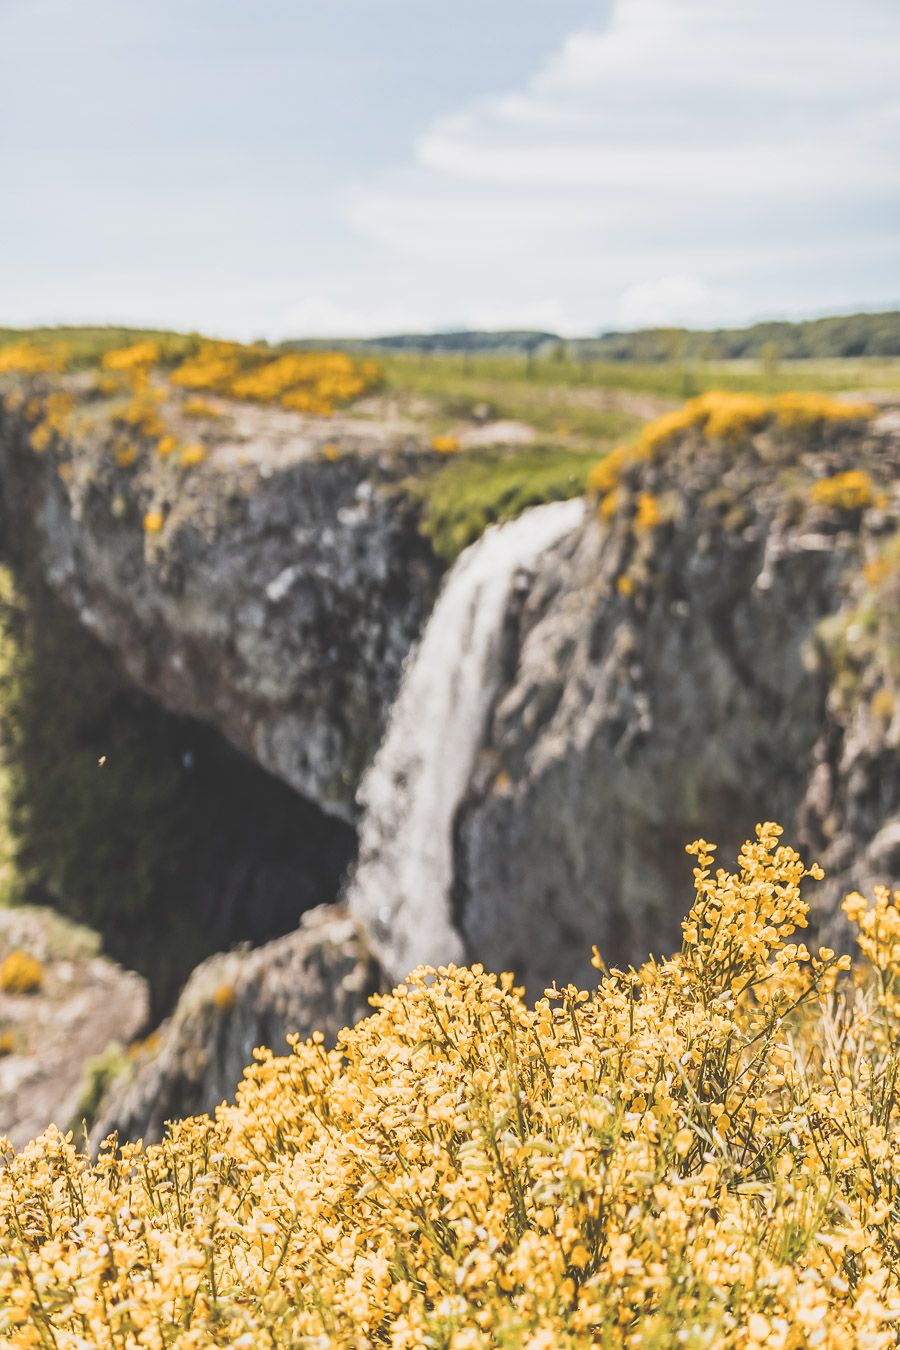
[{"left": 346, "top": 497, "right": 585, "bottom": 981}]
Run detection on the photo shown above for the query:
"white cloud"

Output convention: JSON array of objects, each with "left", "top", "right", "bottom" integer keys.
[
  {"left": 352, "top": 0, "right": 900, "bottom": 331},
  {"left": 5, "top": 0, "right": 896, "bottom": 337},
  {"left": 619, "top": 276, "right": 737, "bottom": 329}
]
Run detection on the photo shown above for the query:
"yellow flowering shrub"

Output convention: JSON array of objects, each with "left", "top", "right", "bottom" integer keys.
[
  {"left": 101, "top": 341, "right": 161, "bottom": 372},
  {"left": 167, "top": 341, "right": 246, "bottom": 392},
  {"left": 871, "top": 688, "right": 896, "bottom": 723},
  {"left": 633, "top": 490, "right": 661, "bottom": 532},
  {"left": 118, "top": 393, "right": 167, "bottom": 441},
  {"left": 3, "top": 824, "right": 900, "bottom": 1346},
  {"left": 2, "top": 337, "right": 379, "bottom": 491},
  {"left": 864, "top": 556, "right": 892, "bottom": 588},
  {"left": 142, "top": 510, "right": 165, "bottom": 534},
  {"left": 156, "top": 434, "right": 178, "bottom": 459},
  {"left": 170, "top": 344, "right": 380, "bottom": 416},
  {"left": 0, "top": 340, "right": 69, "bottom": 374},
  {"left": 598, "top": 487, "right": 620, "bottom": 521},
  {"left": 431, "top": 433, "right": 461, "bottom": 455},
  {"left": 28, "top": 422, "right": 54, "bottom": 454},
  {"left": 179, "top": 443, "right": 207, "bottom": 468},
  {"left": 127, "top": 1030, "right": 161, "bottom": 1061},
  {"left": 842, "top": 886, "right": 900, "bottom": 1016},
  {"left": 701, "top": 392, "right": 770, "bottom": 440},
  {"left": 212, "top": 981, "right": 237, "bottom": 1012},
  {"left": 182, "top": 396, "right": 223, "bottom": 419},
  {"left": 810, "top": 470, "right": 875, "bottom": 512},
  {"left": 26, "top": 391, "right": 76, "bottom": 455},
  {"left": 588, "top": 391, "right": 876, "bottom": 499},
  {"left": 92, "top": 372, "right": 126, "bottom": 398},
  {"left": 772, "top": 391, "right": 875, "bottom": 429},
  {"left": 0, "top": 949, "right": 44, "bottom": 995}
]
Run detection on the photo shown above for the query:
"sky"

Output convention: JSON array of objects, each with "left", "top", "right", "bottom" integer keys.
[{"left": 2, "top": 0, "right": 899, "bottom": 339}]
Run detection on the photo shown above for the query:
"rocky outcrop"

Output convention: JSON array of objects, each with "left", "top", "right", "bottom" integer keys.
[
  {"left": 346, "top": 411, "right": 900, "bottom": 991},
  {"left": 91, "top": 904, "right": 380, "bottom": 1147},
  {"left": 0, "top": 389, "right": 441, "bottom": 820},
  {"left": 0, "top": 906, "right": 148, "bottom": 1149},
  {"left": 449, "top": 414, "right": 900, "bottom": 990}
]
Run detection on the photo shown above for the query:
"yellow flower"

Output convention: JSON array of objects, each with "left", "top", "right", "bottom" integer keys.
[
  {"left": 2, "top": 820, "right": 899, "bottom": 1344},
  {"left": 169, "top": 343, "right": 380, "bottom": 417},
  {"left": 0, "top": 950, "right": 44, "bottom": 995},
  {"left": 598, "top": 489, "right": 619, "bottom": 521},
  {"left": 143, "top": 509, "right": 165, "bottom": 534},
  {"left": 810, "top": 469, "right": 874, "bottom": 512},
  {"left": 431, "top": 433, "right": 460, "bottom": 454},
  {"left": 587, "top": 391, "right": 876, "bottom": 498},
  {"left": 182, "top": 396, "right": 223, "bottom": 419},
  {"left": 0, "top": 339, "right": 69, "bottom": 373},
  {"left": 674, "top": 1128, "right": 694, "bottom": 1155},
  {"left": 179, "top": 443, "right": 207, "bottom": 468},
  {"left": 634, "top": 491, "right": 660, "bottom": 532},
  {"left": 102, "top": 340, "right": 160, "bottom": 371},
  {"left": 212, "top": 982, "right": 237, "bottom": 1012}
]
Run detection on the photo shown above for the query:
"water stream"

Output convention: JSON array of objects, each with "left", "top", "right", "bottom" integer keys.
[{"left": 347, "top": 497, "right": 585, "bottom": 981}]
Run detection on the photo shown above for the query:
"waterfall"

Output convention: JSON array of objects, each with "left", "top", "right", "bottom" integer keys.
[{"left": 347, "top": 497, "right": 585, "bottom": 982}]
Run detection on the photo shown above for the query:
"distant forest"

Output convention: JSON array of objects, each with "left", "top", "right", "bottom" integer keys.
[
  {"left": 5, "top": 310, "right": 899, "bottom": 366},
  {"left": 356, "top": 310, "right": 900, "bottom": 361}
]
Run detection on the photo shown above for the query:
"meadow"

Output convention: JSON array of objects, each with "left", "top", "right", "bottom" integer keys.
[{"left": 2, "top": 324, "right": 899, "bottom": 565}]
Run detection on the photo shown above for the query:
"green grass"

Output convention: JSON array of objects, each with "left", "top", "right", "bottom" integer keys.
[
  {"left": 392, "top": 348, "right": 900, "bottom": 563},
  {"left": 0, "top": 325, "right": 197, "bottom": 369},
  {"left": 6, "top": 324, "right": 898, "bottom": 398},
  {"left": 381, "top": 354, "right": 648, "bottom": 439},
  {"left": 382, "top": 350, "right": 900, "bottom": 404},
  {"left": 407, "top": 443, "right": 604, "bottom": 562}
]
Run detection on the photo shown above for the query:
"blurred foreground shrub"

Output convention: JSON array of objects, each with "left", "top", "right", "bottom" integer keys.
[{"left": 3, "top": 826, "right": 900, "bottom": 1345}]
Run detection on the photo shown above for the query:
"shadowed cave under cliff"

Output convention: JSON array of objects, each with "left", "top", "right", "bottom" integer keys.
[{"left": 0, "top": 574, "right": 358, "bottom": 1019}]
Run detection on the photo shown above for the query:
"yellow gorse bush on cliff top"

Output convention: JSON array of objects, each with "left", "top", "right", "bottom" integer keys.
[
  {"left": 0, "top": 336, "right": 380, "bottom": 424},
  {"left": 169, "top": 342, "right": 381, "bottom": 416},
  {"left": 587, "top": 390, "right": 875, "bottom": 497},
  {"left": 810, "top": 470, "right": 876, "bottom": 512},
  {"left": 2, "top": 824, "right": 900, "bottom": 1347},
  {"left": 0, "top": 341, "right": 70, "bottom": 375},
  {"left": 101, "top": 341, "right": 161, "bottom": 372}
]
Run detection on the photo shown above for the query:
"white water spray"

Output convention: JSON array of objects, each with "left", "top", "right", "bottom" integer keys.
[{"left": 347, "top": 497, "right": 585, "bottom": 981}]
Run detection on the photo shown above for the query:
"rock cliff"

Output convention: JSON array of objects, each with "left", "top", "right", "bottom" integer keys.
[
  {"left": 0, "top": 388, "right": 441, "bottom": 821},
  {"left": 449, "top": 409, "right": 900, "bottom": 991},
  {"left": 91, "top": 904, "right": 379, "bottom": 1147}
]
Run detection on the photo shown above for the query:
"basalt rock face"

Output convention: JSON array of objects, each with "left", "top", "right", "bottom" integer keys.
[
  {"left": 450, "top": 416, "right": 900, "bottom": 993},
  {"left": 91, "top": 905, "right": 381, "bottom": 1148},
  {"left": 0, "top": 393, "right": 441, "bottom": 821}
]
